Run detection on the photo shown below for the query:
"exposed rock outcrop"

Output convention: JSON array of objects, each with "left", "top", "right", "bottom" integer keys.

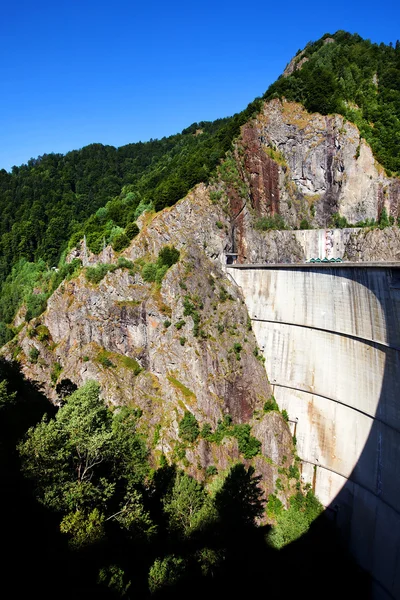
[
  {"left": 4, "top": 95, "right": 400, "bottom": 509},
  {"left": 3, "top": 184, "right": 297, "bottom": 506},
  {"left": 343, "top": 226, "right": 400, "bottom": 262},
  {"left": 245, "top": 99, "right": 400, "bottom": 227}
]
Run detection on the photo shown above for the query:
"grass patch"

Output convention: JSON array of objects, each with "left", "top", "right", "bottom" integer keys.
[
  {"left": 97, "top": 351, "right": 116, "bottom": 368},
  {"left": 119, "top": 355, "right": 142, "bottom": 375},
  {"left": 96, "top": 350, "right": 142, "bottom": 374},
  {"left": 167, "top": 375, "right": 196, "bottom": 400}
]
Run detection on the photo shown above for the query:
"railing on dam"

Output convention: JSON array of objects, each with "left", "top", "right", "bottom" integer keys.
[
  {"left": 227, "top": 262, "right": 400, "bottom": 600},
  {"left": 228, "top": 261, "right": 400, "bottom": 269}
]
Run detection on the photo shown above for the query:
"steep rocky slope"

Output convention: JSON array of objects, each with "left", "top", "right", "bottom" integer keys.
[
  {"left": 209, "top": 98, "right": 400, "bottom": 263},
  {"left": 3, "top": 184, "right": 295, "bottom": 504},
  {"left": 4, "top": 95, "right": 400, "bottom": 506}
]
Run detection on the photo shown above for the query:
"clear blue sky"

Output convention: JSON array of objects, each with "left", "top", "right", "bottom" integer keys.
[{"left": 0, "top": 0, "right": 399, "bottom": 171}]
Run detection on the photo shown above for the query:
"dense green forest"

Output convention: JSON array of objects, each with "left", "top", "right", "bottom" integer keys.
[
  {"left": 0, "top": 99, "right": 262, "bottom": 344},
  {"left": 266, "top": 31, "right": 400, "bottom": 173},
  {"left": 1, "top": 31, "right": 400, "bottom": 345},
  {"left": 0, "top": 362, "right": 369, "bottom": 598}
]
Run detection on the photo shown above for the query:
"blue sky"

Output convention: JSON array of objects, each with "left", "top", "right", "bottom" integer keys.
[{"left": 1, "top": 0, "right": 399, "bottom": 171}]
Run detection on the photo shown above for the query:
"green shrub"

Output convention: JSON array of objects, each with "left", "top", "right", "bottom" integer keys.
[
  {"left": 157, "top": 246, "right": 180, "bottom": 268},
  {"left": 330, "top": 212, "right": 350, "bottom": 228},
  {"left": 200, "top": 423, "right": 213, "bottom": 440},
  {"left": 140, "top": 246, "right": 179, "bottom": 285},
  {"left": 232, "top": 423, "right": 261, "bottom": 459},
  {"left": 264, "top": 396, "right": 279, "bottom": 412},
  {"left": 173, "top": 442, "right": 187, "bottom": 461},
  {"left": 206, "top": 465, "right": 218, "bottom": 476},
  {"left": 0, "top": 322, "right": 13, "bottom": 347},
  {"left": 255, "top": 214, "right": 287, "bottom": 231},
  {"left": 125, "top": 222, "right": 140, "bottom": 239},
  {"left": 266, "top": 494, "right": 284, "bottom": 519},
  {"left": 219, "top": 287, "right": 229, "bottom": 302},
  {"left": 379, "top": 206, "right": 390, "bottom": 229},
  {"left": 216, "top": 221, "right": 223, "bottom": 229},
  {"left": 288, "top": 465, "right": 300, "bottom": 480},
  {"left": 299, "top": 219, "right": 310, "bottom": 230},
  {"left": 282, "top": 409, "right": 289, "bottom": 422},
  {"left": 97, "top": 351, "right": 115, "bottom": 368},
  {"left": 142, "top": 263, "right": 158, "bottom": 282},
  {"left": 267, "top": 491, "right": 323, "bottom": 549},
  {"left": 178, "top": 411, "right": 200, "bottom": 443},
  {"left": 163, "top": 320, "right": 171, "bottom": 328},
  {"left": 175, "top": 320, "right": 186, "bottom": 330},
  {"left": 117, "top": 256, "right": 134, "bottom": 269},
  {"left": 25, "top": 293, "right": 48, "bottom": 321},
  {"left": 36, "top": 325, "right": 50, "bottom": 342},
  {"left": 153, "top": 424, "right": 161, "bottom": 447},
  {"left": 179, "top": 337, "right": 186, "bottom": 346},
  {"left": 233, "top": 342, "right": 242, "bottom": 360},
  {"left": 211, "top": 414, "right": 233, "bottom": 444},
  {"left": 112, "top": 233, "right": 130, "bottom": 252},
  {"left": 29, "top": 347, "right": 40, "bottom": 363},
  {"left": 183, "top": 296, "right": 201, "bottom": 336},
  {"left": 155, "top": 264, "right": 169, "bottom": 284},
  {"left": 210, "top": 190, "right": 223, "bottom": 203},
  {"left": 148, "top": 555, "right": 186, "bottom": 594},
  {"left": 85, "top": 264, "right": 116, "bottom": 284},
  {"left": 51, "top": 362, "right": 63, "bottom": 384}
]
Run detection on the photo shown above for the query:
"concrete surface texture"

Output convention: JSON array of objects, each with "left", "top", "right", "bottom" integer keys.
[
  {"left": 292, "top": 228, "right": 361, "bottom": 260},
  {"left": 228, "top": 265, "right": 400, "bottom": 600}
]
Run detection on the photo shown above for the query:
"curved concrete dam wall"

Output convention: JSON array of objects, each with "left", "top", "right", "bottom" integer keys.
[{"left": 228, "top": 264, "right": 400, "bottom": 599}]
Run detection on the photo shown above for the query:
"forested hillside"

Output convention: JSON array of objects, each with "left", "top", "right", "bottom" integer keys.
[
  {"left": 266, "top": 30, "right": 400, "bottom": 173},
  {"left": 1, "top": 31, "right": 400, "bottom": 345},
  {"left": 0, "top": 100, "right": 263, "bottom": 344}
]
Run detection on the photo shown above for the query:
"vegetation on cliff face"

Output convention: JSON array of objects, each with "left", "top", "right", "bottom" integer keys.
[
  {"left": 0, "top": 367, "right": 368, "bottom": 599},
  {"left": 0, "top": 32, "right": 399, "bottom": 337},
  {"left": 0, "top": 33, "right": 397, "bottom": 595}
]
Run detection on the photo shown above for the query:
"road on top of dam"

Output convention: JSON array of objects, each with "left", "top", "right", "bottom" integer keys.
[{"left": 227, "top": 262, "right": 400, "bottom": 269}]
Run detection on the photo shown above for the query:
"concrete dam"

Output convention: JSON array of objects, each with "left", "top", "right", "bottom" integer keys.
[{"left": 228, "top": 262, "right": 400, "bottom": 599}]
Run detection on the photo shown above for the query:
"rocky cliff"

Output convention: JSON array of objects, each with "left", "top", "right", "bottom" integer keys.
[
  {"left": 3, "top": 184, "right": 295, "bottom": 505},
  {"left": 4, "top": 95, "right": 400, "bottom": 506},
  {"left": 207, "top": 98, "right": 400, "bottom": 264}
]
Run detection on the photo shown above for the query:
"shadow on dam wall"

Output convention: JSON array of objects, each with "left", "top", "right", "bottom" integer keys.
[{"left": 228, "top": 264, "right": 400, "bottom": 600}]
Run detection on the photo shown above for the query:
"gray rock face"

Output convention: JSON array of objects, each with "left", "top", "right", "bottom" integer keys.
[
  {"left": 3, "top": 184, "right": 298, "bottom": 504},
  {"left": 253, "top": 99, "right": 400, "bottom": 227},
  {"left": 343, "top": 226, "right": 400, "bottom": 262},
  {"left": 208, "top": 98, "right": 400, "bottom": 265},
  {"left": 283, "top": 50, "right": 309, "bottom": 77}
]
